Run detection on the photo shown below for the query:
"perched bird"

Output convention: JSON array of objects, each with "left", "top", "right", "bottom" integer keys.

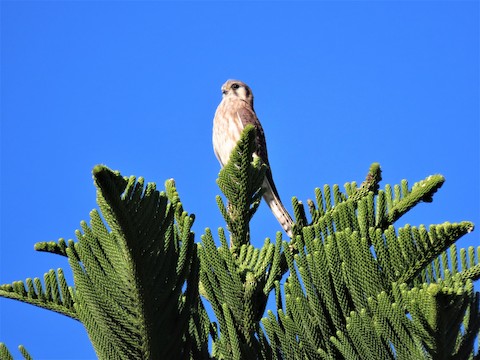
[{"left": 212, "top": 79, "right": 293, "bottom": 237}]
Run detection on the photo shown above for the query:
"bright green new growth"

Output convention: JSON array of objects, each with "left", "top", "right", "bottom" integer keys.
[{"left": 0, "top": 126, "right": 478, "bottom": 359}]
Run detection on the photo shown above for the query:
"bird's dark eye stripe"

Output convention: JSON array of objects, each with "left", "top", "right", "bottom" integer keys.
[{"left": 231, "top": 83, "right": 240, "bottom": 89}]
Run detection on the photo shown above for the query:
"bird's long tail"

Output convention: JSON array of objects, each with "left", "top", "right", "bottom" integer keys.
[{"left": 262, "top": 178, "right": 294, "bottom": 237}]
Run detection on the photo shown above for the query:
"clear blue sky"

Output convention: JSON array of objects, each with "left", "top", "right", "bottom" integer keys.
[{"left": 1, "top": 2, "right": 478, "bottom": 359}]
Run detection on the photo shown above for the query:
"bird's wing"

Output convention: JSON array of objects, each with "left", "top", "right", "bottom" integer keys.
[
  {"left": 236, "top": 107, "right": 270, "bottom": 168},
  {"left": 236, "top": 106, "right": 293, "bottom": 237}
]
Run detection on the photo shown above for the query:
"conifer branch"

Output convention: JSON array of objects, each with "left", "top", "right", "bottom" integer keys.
[
  {"left": 0, "top": 344, "right": 33, "bottom": 360},
  {"left": 198, "top": 225, "right": 278, "bottom": 358},
  {"left": 18, "top": 346, "right": 32, "bottom": 360},
  {"left": 0, "top": 343, "right": 13, "bottom": 360},
  {"left": 1, "top": 130, "right": 478, "bottom": 359},
  {"left": 397, "top": 222, "right": 474, "bottom": 284},
  {"left": 34, "top": 238, "right": 71, "bottom": 257},
  {"left": 216, "top": 124, "right": 266, "bottom": 250},
  {"left": 265, "top": 180, "right": 476, "bottom": 359},
  {"left": 0, "top": 269, "right": 77, "bottom": 319},
  {"left": 63, "top": 165, "right": 201, "bottom": 359},
  {"left": 380, "top": 175, "right": 445, "bottom": 228}
]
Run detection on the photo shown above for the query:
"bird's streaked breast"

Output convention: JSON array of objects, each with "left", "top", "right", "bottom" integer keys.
[{"left": 213, "top": 97, "right": 245, "bottom": 166}]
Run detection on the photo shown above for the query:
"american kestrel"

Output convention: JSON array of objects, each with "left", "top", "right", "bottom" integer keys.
[{"left": 212, "top": 80, "right": 294, "bottom": 237}]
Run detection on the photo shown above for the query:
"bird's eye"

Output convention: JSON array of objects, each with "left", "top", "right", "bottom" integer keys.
[{"left": 231, "top": 83, "right": 240, "bottom": 90}]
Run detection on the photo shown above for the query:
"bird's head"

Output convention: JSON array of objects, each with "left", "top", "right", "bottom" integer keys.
[{"left": 221, "top": 80, "right": 254, "bottom": 106}]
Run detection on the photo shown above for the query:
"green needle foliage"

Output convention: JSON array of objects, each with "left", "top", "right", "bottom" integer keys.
[
  {"left": 216, "top": 124, "right": 267, "bottom": 250},
  {"left": 0, "top": 126, "right": 478, "bottom": 359}
]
